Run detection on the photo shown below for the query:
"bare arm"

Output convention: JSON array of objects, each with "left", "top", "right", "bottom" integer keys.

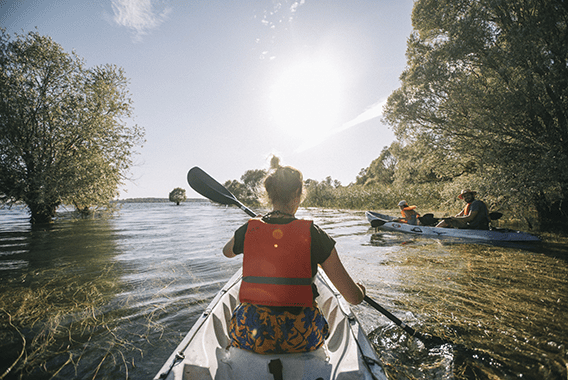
[
  {"left": 453, "top": 209, "right": 478, "bottom": 222},
  {"left": 223, "top": 237, "right": 237, "bottom": 258},
  {"left": 320, "top": 248, "right": 365, "bottom": 305}
]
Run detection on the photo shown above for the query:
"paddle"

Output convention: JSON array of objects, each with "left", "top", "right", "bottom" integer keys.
[
  {"left": 418, "top": 213, "right": 440, "bottom": 226},
  {"left": 442, "top": 210, "right": 503, "bottom": 223},
  {"left": 489, "top": 211, "right": 503, "bottom": 220},
  {"left": 370, "top": 219, "right": 387, "bottom": 228},
  {"left": 363, "top": 296, "right": 445, "bottom": 345},
  {"left": 420, "top": 212, "right": 501, "bottom": 226},
  {"left": 187, "top": 166, "right": 452, "bottom": 346},
  {"left": 187, "top": 166, "right": 257, "bottom": 217}
]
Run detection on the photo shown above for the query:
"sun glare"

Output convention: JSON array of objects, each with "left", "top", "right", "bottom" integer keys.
[{"left": 269, "top": 60, "right": 344, "bottom": 147}]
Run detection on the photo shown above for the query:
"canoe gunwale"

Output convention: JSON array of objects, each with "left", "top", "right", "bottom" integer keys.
[{"left": 154, "top": 270, "right": 242, "bottom": 379}]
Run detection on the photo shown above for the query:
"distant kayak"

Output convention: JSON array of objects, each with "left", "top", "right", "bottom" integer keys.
[
  {"left": 366, "top": 211, "right": 540, "bottom": 242},
  {"left": 154, "top": 267, "right": 387, "bottom": 380}
]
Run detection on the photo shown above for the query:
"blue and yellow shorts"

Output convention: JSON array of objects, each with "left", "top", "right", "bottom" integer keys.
[{"left": 228, "top": 302, "right": 329, "bottom": 354}]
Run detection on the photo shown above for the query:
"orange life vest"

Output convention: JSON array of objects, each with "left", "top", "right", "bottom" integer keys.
[
  {"left": 400, "top": 206, "right": 420, "bottom": 224},
  {"left": 464, "top": 203, "right": 471, "bottom": 216},
  {"left": 239, "top": 219, "right": 314, "bottom": 307}
]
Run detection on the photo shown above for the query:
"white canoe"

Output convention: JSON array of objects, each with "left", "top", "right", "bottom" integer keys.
[
  {"left": 154, "top": 268, "right": 387, "bottom": 380},
  {"left": 366, "top": 211, "right": 540, "bottom": 242}
]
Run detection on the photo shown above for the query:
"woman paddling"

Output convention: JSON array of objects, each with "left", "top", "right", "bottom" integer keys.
[{"left": 222, "top": 157, "right": 366, "bottom": 354}]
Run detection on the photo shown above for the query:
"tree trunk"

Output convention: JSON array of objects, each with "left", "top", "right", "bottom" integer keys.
[{"left": 27, "top": 202, "right": 58, "bottom": 224}]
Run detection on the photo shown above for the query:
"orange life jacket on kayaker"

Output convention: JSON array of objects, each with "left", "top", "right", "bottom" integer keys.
[
  {"left": 239, "top": 219, "right": 314, "bottom": 307},
  {"left": 400, "top": 206, "right": 420, "bottom": 225},
  {"left": 464, "top": 203, "right": 471, "bottom": 216}
]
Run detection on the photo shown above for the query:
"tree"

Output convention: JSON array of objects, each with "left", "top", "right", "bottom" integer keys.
[
  {"left": 241, "top": 169, "right": 267, "bottom": 202},
  {"left": 169, "top": 187, "right": 186, "bottom": 205},
  {"left": 302, "top": 176, "right": 343, "bottom": 207},
  {"left": 222, "top": 169, "right": 267, "bottom": 207},
  {"left": 0, "top": 30, "right": 144, "bottom": 223},
  {"left": 356, "top": 145, "right": 397, "bottom": 186},
  {"left": 303, "top": 179, "right": 334, "bottom": 207},
  {"left": 383, "top": 0, "right": 568, "bottom": 230},
  {"left": 224, "top": 179, "right": 248, "bottom": 203}
]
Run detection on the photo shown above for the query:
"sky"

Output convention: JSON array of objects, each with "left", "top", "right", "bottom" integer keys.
[{"left": 1, "top": 0, "right": 415, "bottom": 199}]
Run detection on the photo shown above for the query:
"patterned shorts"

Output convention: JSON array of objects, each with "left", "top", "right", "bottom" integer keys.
[{"left": 228, "top": 302, "right": 330, "bottom": 354}]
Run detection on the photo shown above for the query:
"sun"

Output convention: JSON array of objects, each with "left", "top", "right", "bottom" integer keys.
[{"left": 269, "top": 59, "right": 344, "bottom": 147}]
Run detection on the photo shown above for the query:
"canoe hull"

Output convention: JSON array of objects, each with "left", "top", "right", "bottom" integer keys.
[
  {"left": 154, "top": 268, "right": 387, "bottom": 380},
  {"left": 366, "top": 211, "right": 540, "bottom": 242}
]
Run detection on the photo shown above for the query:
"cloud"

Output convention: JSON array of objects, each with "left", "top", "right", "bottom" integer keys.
[{"left": 111, "top": 0, "right": 171, "bottom": 41}]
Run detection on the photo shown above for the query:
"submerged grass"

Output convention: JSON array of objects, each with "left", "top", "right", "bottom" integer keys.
[
  {"left": 0, "top": 262, "right": 182, "bottom": 380},
  {"left": 367, "top": 239, "right": 568, "bottom": 379},
  {"left": 0, "top": 264, "right": 116, "bottom": 379}
]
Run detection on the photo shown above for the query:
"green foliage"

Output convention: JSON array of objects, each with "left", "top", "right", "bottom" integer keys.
[
  {"left": 241, "top": 169, "right": 267, "bottom": 201},
  {"left": 303, "top": 176, "right": 443, "bottom": 212},
  {"left": 302, "top": 179, "right": 336, "bottom": 207},
  {"left": 0, "top": 30, "right": 144, "bottom": 223},
  {"left": 356, "top": 146, "right": 396, "bottom": 186},
  {"left": 382, "top": 0, "right": 568, "bottom": 231},
  {"left": 223, "top": 169, "right": 267, "bottom": 207},
  {"left": 169, "top": 187, "right": 186, "bottom": 205}
]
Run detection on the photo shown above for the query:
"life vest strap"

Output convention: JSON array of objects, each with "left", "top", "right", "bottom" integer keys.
[{"left": 243, "top": 276, "right": 313, "bottom": 286}]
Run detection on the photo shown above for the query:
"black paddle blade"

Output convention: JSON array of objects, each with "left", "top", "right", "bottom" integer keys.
[
  {"left": 187, "top": 167, "right": 257, "bottom": 217},
  {"left": 187, "top": 167, "right": 237, "bottom": 205},
  {"left": 489, "top": 211, "right": 503, "bottom": 220},
  {"left": 418, "top": 214, "right": 440, "bottom": 227},
  {"left": 371, "top": 219, "right": 387, "bottom": 228}
]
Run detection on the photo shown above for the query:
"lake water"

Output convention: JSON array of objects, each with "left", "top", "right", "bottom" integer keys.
[{"left": 1, "top": 202, "right": 566, "bottom": 379}]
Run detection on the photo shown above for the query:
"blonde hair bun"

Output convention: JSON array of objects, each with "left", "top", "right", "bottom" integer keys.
[{"left": 264, "top": 156, "right": 303, "bottom": 205}]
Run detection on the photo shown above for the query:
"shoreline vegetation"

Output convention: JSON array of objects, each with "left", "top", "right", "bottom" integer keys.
[
  {"left": 220, "top": 173, "right": 549, "bottom": 234},
  {"left": 4, "top": 178, "right": 546, "bottom": 236},
  {"left": 115, "top": 198, "right": 207, "bottom": 203},
  {"left": 115, "top": 185, "right": 535, "bottom": 233},
  {"left": 112, "top": 192, "right": 540, "bottom": 235}
]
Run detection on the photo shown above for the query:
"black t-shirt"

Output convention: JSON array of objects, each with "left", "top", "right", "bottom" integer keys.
[{"left": 466, "top": 200, "right": 489, "bottom": 230}]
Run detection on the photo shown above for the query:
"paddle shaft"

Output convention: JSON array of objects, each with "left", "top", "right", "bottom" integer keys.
[
  {"left": 363, "top": 296, "right": 416, "bottom": 336},
  {"left": 187, "top": 166, "right": 446, "bottom": 346},
  {"left": 363, "top": 296, "right": 444, "bottom": 345}
]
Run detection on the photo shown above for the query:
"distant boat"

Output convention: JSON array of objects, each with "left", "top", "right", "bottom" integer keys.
[{"left": 366, "top": 211, "right": 540, "bottom": 242}]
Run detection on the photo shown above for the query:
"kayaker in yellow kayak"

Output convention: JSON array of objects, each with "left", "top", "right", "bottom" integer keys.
[
  {"left": 436, "top": 189, "right": 490, "bottom": 230},
  {"left": 222, "top": 157, "right": 366, "bottom": 355}
]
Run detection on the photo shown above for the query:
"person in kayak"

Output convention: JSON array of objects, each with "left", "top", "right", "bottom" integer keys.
[
  {"left": 395, "top": 200, "right": 420, "bottom": 225},
  {"left": 222, "top": 157, "right": 366, "bottom": 355},
  {"left": 436, "top": 189, "right": 490, "bottom": 230}
]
